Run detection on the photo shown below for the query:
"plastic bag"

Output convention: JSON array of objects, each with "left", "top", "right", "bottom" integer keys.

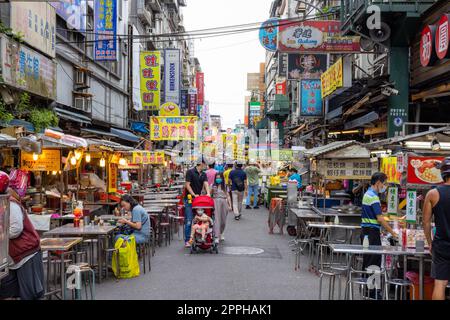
[{"left": 112, "top": 235, "right": 140, "bottom": 279}]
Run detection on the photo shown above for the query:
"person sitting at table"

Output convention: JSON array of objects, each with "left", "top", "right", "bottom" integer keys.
[
  {"left": 116, "top": 195, "right": 150, "bottom": 244},
  {"left": 0, "top": 187, "right": 44, "bottom": 300},
  {"left": 361, "top": 172, "right": 398, "bottom": 299}
]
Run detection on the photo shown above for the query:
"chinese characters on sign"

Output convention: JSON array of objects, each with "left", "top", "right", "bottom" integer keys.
[
  {"left": 259, "top": 18, "right": 278, "bottom": 52},
  {"left": 188, "top": 88, "right": 198, "bottom": 115},
  {"left": 288, "top": 54, "right": 327, "bottom": 80},
  {"left": 21, "top": 150, "right": 61, "bottom": 172},
  {"left": 387, "top": 187, "right": 398, "bottom": 215},
  {"left": 108, "top": 163, "right": 117, "bottom": 192},
  {"left": 196, "top": 73, "right": 205, "bottom": 106},
  {"left": 94, "top": 0, "right": 117, "bottom": 61},
  {"left": 318, "top": 160, "right": 379, "bottom": 179},
  {"left": 321, "top": 57, "right": 343, "bottom": 98},
  {"left": 300, "top": 79, "right": 322, "bottom": 117},
  {"left": 132, "top": 151, "right": 165, "bottom": 165},
  {"left": 150, "top": 117, "right": 198, "bottom": 141},
  {"left": 164, "top": 49, "right": 181, "bottom": 105},
  {"left": 407, "top": 156, "right": 444, "bottom": 185},
  {"left": 140, "top": 51, "right": 161, "bottom": 110},
  {"left": 406, "top": 190, "right": 417, "bottom": 223}
]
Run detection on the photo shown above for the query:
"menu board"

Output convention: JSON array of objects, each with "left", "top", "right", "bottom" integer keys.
[
  {"left": 21, "top": 150, "right": 61, "bottom": 171},
  {"left": 318, "top": 159, "right": 378, "bottom": 179},
  {"left": 407, "top": 156, "right": 444, "bottom": 185}
]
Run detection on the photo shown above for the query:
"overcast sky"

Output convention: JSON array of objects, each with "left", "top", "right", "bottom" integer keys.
[{"left": 183, "top": 0, "right": 273, "bottom": 129}]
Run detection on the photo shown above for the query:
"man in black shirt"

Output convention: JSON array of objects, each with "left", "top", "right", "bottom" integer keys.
[{"left": 184, "top": 160, "right": 210, "bottom": 247}]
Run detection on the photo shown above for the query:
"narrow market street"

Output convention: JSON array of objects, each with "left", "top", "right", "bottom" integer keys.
[{"left": 96, "top": 206, "right": 318, "bottom": 300}]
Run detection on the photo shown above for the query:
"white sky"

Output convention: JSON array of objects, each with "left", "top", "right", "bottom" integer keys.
[{"left": 183, "top": 0, "right": 273, "bottom": 129}]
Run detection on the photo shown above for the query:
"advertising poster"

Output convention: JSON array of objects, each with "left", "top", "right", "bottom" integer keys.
[
  {"left": 277, "top": 20, "right": 360, "bottom": 53},
  {"left": 94, "top": 0, "right": 118, "bottom": 61},
  {"left": 300, "top": 79, "right": 323, "bottom": 117},
  {"left": 164, "top": 49, "right": 181, "bottom": 105},
  {"left": 259, "top": 18, "right": 278, "bottom": 52},
  {"left": 10, "top": 1, "right": 56, "bottom": 58},
  {"left": 140, "top": 51, "right": 161, "bottom": 110},
  {"left": 381, "top": 157, "right": 402, "bottom": 184},
  {"left": 159, "top": 102, "right": 180, "bottom": 117},
  {"left": 0, "top": 35, "right": 56, "bottom": 100},
  {"left": 407, "top": 156, "right": 444, "bottom": 185},
  {"left": 150, "top": 116, "right": 198, "bottom": 141},
  {"left": 288, "top": 54, "right": 327, "bottom": 80},
  {"left": 21, "top": 150, "right": 61, "bottom": 171},
  {"left": 51, "top": 0, "right": 87, "bottom": 31},
  {"left": 196, "top": 73, "right": 205, "bottom": 106}
]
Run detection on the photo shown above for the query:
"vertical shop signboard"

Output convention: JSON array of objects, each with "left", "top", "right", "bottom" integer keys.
[
  {"left": 108, "top": 163, "right": 118, "bottom": 192},
  {"left": 188, "top": 88, "right": 198, "bottom": 115},
  {"left": 164, "top": 49, "right": 181, "bottom": 105},
  {"left": 300, "top": 79, "right": 323, "bottom": 117},
  {"left": 406, "top": 190, "right": 417, "bottom": 224},
  {"left": 140, "top": 51, "right": 161, "bottom": 110},
  {"left": 196, "top": 73, "right": 205, "bottom": 106},
  {"left": 387, "top": 187, "right": 398, "bottom": 215},
  {"left": 94, "top": 0, "right": 117, "bottom": 61},
  {"left": 180, "top": 89, "right": 188, "bottom": 115}
]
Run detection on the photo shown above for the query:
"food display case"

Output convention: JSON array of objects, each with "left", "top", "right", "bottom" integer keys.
[{"left": 0, "top": 194, "right": 10, "bottom": 281}]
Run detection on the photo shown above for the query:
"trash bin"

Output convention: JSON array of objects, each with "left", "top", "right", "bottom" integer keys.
[{"left": 405, "top": 271, "right": 434, "bottom": 300}]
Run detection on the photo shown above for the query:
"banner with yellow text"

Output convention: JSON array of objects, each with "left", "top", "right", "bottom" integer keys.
[
  {"left": 150, "top": 117, "right": 198, "bottom": 141},
  {"left": 140, "top": 51, "right": 161, "bottom": 110}
]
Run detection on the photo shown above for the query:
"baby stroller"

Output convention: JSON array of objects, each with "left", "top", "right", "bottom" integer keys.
[{"left": 190, "top": 195, "right": 219, "bottom": 254}]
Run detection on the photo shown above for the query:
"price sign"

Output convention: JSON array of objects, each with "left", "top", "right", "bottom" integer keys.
[
  {"left": 406, "top": 190, "right": 417, "bottom": 223},
  {"left": 387, "top": 187, "right": 398, "bottom": 215}
]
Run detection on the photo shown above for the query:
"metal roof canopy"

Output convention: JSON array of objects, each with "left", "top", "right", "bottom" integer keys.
[
  {"left": 81, "top": 128, "right": 118, "bottom": 138},
  {"left": 304, "top": 140, "right": 371, "bottom": 159},
  {"left": 365, "top": 127, "right": 450, "bottom": 150},
  {"left": 0, "top": 134, "right": 17, "bottom": 145},
  {"left": 54, "top": 107, "right": 92, "bottom": 125},
  {"left": 87, "top": 139, "right": 134, "bottom": 152},
  {"left": 111, "top": 127, "right": 140, "bottom": 143}
]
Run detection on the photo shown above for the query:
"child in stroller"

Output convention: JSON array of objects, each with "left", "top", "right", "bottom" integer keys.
[{"left": 188, "top": 195, "right": 219, "bottom": 254}]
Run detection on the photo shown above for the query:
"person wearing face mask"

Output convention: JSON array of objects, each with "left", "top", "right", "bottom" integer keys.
[
  {"left": 211, "top": 172, "right": 231, "bottom": 242},
  {"left": 361, "top": 173, "right": 398, "bottom": 270}
]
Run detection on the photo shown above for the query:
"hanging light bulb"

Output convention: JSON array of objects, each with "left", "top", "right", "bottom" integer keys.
[
  {"left": 75, "top": 150, "right": 82, "bottom": 160},
  {"left": 99, "top": 157, "right": 106, "bottom": 168},
  {"left": 85, "top": 153, "right": 91, "bottom": 163},
  {"left": 119, "top": 157, "right": 127, "bottom": 166},
  {"left": 52, "top": 171, "right": 57, "bottom": 175},
  {"left": 70, "top": 156, "right": 77, "bottom": 165},
  {"left": 32, "top": 153, "right": 39, "bottom": 161}
]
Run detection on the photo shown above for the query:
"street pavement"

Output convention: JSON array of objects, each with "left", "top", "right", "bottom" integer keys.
[{"left": 96, "top": 206, "right": 320, "bottom": 300}]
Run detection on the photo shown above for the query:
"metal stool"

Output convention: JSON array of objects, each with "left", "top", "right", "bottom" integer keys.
[
  {"left": 104, "top": 248, "right": 120, "bottom": 279},
  {"left": 346, "top": 267, "right": 388, "bottom": 300},
  {"left": 159, "top": 222, "right": 171, "bottom": 246},
  {"left": 66, "top": 263, "right": 95, "bottom": 300},
  {"left": 386, "top": 278, "right": 415, "bottom": 300},
  {"left": 291, "top": 238, "right": 314, "bottom": 271}
]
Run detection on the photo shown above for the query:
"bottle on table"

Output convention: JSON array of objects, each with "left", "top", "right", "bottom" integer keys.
[{"left": 363, "top": 235, "right": 369, "bottom": 249}]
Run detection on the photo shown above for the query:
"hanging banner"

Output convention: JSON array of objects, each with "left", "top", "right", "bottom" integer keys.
[
  {"left": 21, "top": 150, "right": 61, "bottom": 172},
  {"left": 300, "top": 79, "right": 323, "bottom": 117},
  {"left": 150, "top": 116, "right": 198, "bottom": 141},
  {"left": 387, "top": 187, "right": 398, "bottom": 215},
  {"left": 321, "top": 57, "right": 343, "bottom": 98},
  {"left": 132, "top": 26, "right": 143, "bottom": 111},
  {"left": 164, "top": 49, "right": 181, "bottom": 105},
  {"left": 180, "top": 89, "right": 188, "bottom": 115},
  {"left": 140, "top": 51, "right": 161, "bottom": 110},
  {"left": 196, "top": 73, "right": 205, "bottom": 106},
  {"left": 259, "top": 18, "right": 278, "bottom": 52},
  {"left": 288, "top": 54, "right": 327, "bottom": 80},
  {"left": 51, "top": 0, "right": 87, "bottom": 31},
  {"left": 275, "top": 81, "right": 287, "bottom": 95},
  {"left": 159, "top": 102, "right": 180, "bottom": 117},
  {"left": 381, "top": 157, "right": 401, "bottom": 184},
  {"left": 188, "top": 88, "right": 198, "bottom": 115},
  {"left": 108, "top": 163, "right": 118, "bottom": 193},
  {"left": 406, "top": 190, "right": 417, "bottom": 223},
  {"left": 278, "top": 20, "right": 360, "bottom": 53},
  {"left": 132, "top": 151, "right": 165, "bottom": 165},
  {"left": 407, "top": 156, "right": 444, "bottom": 185},
  {"left": 94, "top": 0, "right": 118, "bottom": 61}
]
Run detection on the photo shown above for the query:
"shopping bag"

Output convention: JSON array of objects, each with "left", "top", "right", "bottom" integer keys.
[{"left": 112, "top": 235, "right": 140, "bottom": 279}]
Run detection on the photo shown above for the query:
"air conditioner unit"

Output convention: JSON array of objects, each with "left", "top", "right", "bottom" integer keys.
[
  {"left": 146, "top": 27, "right": 155, "bottom": 34},
  {"left": 74, "top": 97, "right": 92, "bottom": 113},
  {"left": 75, "top": 70, "right": 86, "bottom": 85}
]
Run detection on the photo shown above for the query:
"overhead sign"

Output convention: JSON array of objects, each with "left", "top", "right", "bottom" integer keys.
[
  {"left": 188, "top": 88, "right": 197, "bottom": 115},
  {"left": 318, "top": 159, "right": 379, "bottom": 179},
  {"left": 164, "top": 49, "right": 181, "bottom": 105},
  {"left": 10, "top": 1, "right": 56, "bottom": 58},
  {"left": 140, "top": 51, "right": 161, "bottom": 110},
  {"left": 150, "top": 116, "right": 198, "bottom": 141},
  {"left": 0, "top": 35, "right": 56, "bottom": 99},
  {"left": 300, "top": 79, "right": 323, "bottom": 117},
  {"left": 436, "top": 14, "right": 450, "bottom": 60},
  {"left": 132, "top": 151, "right": 165, "bottom": 165},
  {"left": 288, "top": 54, "right": 327, "bottom": 80},
  {"left": 277, "top": 20, "right": 360, "bottom": 53},
  {"left": 278, "top": 53, "right": 288, "bottom": 77},
  {"left": 259, "top": 18, "right": 278, "bottom": 52},
  {"left": 321, "top": 57, "right": 342, "bottom": 97},
  {"left": 51, "top": 0, "right": 87, "bottom": 31},
  {"left": 276, "top": 81, "right": 287, "bottom": 95},
  {"left": 196, "top": 72, "right": 205, "bottom": 106},
  {"left": 94, "top": 0, "right": 118, "bottom": 61},
  {"left": 407, "top": 156, "right": 444, "bottom": 185},
  {"left": 180, "top": 89, "right": 188, "bottom": 115},
  {"left": 21, "top": 150, "right": 61, "bottom": 171},
  {"left": 419, "top": 14, "right": 450, "bottom": 66},
  {"left": 159, "top": 102, "right": 180, "bottom": 117},
  {"left": 420, "top": 24, "right": 437, "bottom": 67}
]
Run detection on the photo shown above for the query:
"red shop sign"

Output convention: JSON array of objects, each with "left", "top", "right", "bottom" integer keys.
[
  {"left": 276, "top": 81, "right": 286, "bottom": 95},
  {"left": 407, "top": 156, "right": 444, "bottom": 185},
  {"left": 420, "top": 24, "right": 437, "bottom": 67},
  {"left": 436, "top": 14, "right": 450, "bottom": 60}
]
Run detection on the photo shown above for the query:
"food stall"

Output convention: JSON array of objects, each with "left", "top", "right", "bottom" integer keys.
[{"left": 303, "top": 141, "right": 378, "bottom": 223}]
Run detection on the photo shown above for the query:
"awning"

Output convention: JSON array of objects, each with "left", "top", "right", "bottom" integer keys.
[
  {"left": 55, "top": 107, "right": 92, "bottom": 125},
  {"left": 0, "top": 134, "right": 16, "bottom": 145},
  {"left": 81, "top": 128, "right": 118, "bottom": 138},
  {"left": 304, "top": 141, "right": 356, "bottom": 158},
  {"left": 8, "top": 119, "right": 35, "bottom": 132},
  {"left": 130, "top": 121, "right": 149, "bottom": 134},
  {"left": 87, "top": 139, "right": 134, "bottom": 152},
  {"left": 111, "top": 128, "right": 140, "bottom": 143},
  {"left": 304, "top": 140, "right": 371, "bottom": 159}
]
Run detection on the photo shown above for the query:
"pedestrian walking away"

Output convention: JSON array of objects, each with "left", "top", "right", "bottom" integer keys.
[
  {"left": 229, "top": 163, "right": 247, "bottom": 220},
  {"left": 223, "top": 163, "right": 234, "bottom": 209},
  {"left": 211, "top": 172, "right": 232, "bottom": 242},
  {"left": 205, "top": 163, "right": 218, "bottom": 188},
  {"left": 423, "top": 157, "right": 450, "bottom": 300},
  {"left": 245, "top": 162, "right": 261, "bottom": 209},
  {"left": 184, "top": 160, "right": 210, "bottom": 247}
]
